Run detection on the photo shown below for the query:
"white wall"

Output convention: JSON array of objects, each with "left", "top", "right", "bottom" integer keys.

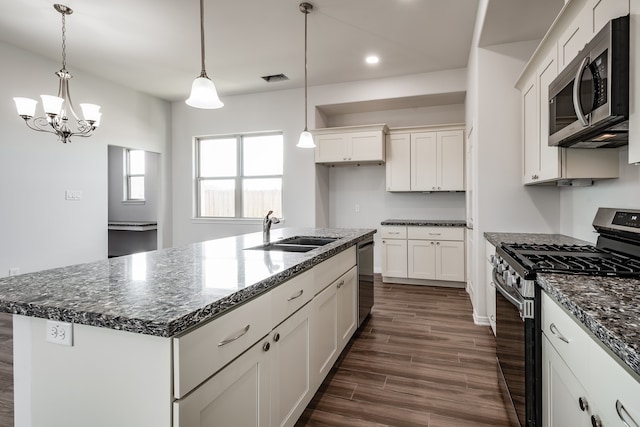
[
  {"left": 0, "top": 42, "right": 171, "bottom": 276},
  {"left": 171, "top": 69, "right": 468, "bottom": 249},
  {"left": 559, "top": 148, "right": 640, "bottom": 243}
]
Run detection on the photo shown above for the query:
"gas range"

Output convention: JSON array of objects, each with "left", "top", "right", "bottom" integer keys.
[{"left": 493, "top": 208, "right": 640, "bottom": 300}]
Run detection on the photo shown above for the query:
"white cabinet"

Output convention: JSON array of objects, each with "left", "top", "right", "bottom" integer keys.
[
  {"left": 314, "top": 124, "right": 387, "bottom": 164},
  {"left": 629, "top": 0, "right": 640, "bottom": 164},
  {"left": 517, "top": 0, "right": 622, "bottom": 184},
  {"left": 309, "top": 278, "right": 338, "bottom": 388},
  {"left": 385, "top": 125, "right": 465, "bottom": 192},
  {"left": 173, "top": 336, "right": 271, "bottom": 427},
  {"left": 381, "top": 225, "right": 465, "bottom": 284},
  {"left": 270, "top": 303, "right": 312, "bottom": 427},
  {"left": 484, "top": 240, "right": 496, "bottom": 335},
  {"left": 542, "top": 292, "right": 640, "bottom": 427},
  {"left": 542, "top": 335, "right": 593, "bottom": 427},
  {"left": 381, "top": 226, "right": 408, "bottom": 278},
  {"left": 337, "top": 266, "right": 358, "bottom": 350}
]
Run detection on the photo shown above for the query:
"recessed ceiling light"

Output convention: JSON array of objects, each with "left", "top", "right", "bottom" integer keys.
[{"left": 366, "top": 55, "right": 380, "bottom": 65}]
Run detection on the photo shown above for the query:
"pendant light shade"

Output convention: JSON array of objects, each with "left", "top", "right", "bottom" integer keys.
[
  {"left": 186, "top": 76, "right": 223, "bottom": 109},
  {"left": 186, "top": 0, "right": 224, "bottom": 109},
  {"left": 296, "top": 2, "right": 315, "bottom": 148}
]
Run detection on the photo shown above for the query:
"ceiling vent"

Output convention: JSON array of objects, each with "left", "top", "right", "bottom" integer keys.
[{"left": 261, "top": 73, "right": 289, "bottom": 83}]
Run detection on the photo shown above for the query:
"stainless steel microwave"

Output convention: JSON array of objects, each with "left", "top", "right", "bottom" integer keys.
[{"left": 548, "top": 14, "right": 629, "bottom": 148}]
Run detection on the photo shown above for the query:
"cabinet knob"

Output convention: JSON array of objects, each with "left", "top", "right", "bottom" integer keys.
[
  {"left": 263, "top": 342, "right": 271, "bottom": 352},
  {"left": 490, "top": 315, "right": 495, "bottom": 321},
  {"left": 432, "top": 186, "right": 436, "bottom": 190},
  {"left": 590, "top": 415, "right": 603, "bottom": 427},
  {"left": 578, "top": 396, "right": 589, "bottom": 412},
  {"left": 436, "top": 242, "right": 440, "bottom": 245},
  {"left": 274, "top": 332, "right": 280, "bottom": 342},
  {"left": 337, "top": 280, "right": 345, "bottom": 289}
]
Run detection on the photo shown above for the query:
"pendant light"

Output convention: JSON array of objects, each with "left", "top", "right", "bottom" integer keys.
[
  {"left": 297, "top": 2, "right": 315, "bottom": 148},
  {"left": 13, "top": 4, "right": 101, "bottom": 144},
  {"left": 186, "top": 0, "right": 224, "bottom": 109}
]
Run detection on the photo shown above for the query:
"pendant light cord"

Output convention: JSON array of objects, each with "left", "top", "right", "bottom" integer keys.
[
  {"left": 303, "top": 5, "right": 309, "bottom": 131},
  {"left": 199, "top": 0, "right": 207, "bottom": 77}
]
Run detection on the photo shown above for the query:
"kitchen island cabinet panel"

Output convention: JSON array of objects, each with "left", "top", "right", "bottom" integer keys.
[
  {"left": 173, "top": 336, "right": 271, "bottom": 427},
  {"left": 270, "top": 303, "right": 312, "bottom": 427},
  {"left": 310, "top": 278, "right": 339, "bottom": 388},
  {"left": 337, "top": 266, "right": 358, "bottom": 350}
]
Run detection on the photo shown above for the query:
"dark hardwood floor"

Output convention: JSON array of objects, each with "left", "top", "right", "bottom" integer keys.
[
  {"left": 296, "top": 278, "right": 512, "bottom": 427},
  {"left": 0, "top": 313, "right": 13, "bottom": 427},
  {"left": 0, "top": 278, "right": 510, "bottom": 427}
]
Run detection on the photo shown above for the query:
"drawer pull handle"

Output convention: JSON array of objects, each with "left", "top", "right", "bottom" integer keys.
[
  {"left": 550, "top": 323, "right": 570, "bottom": 344},
  {"left": 337, "top": 280, "right": 345, "bottom": 289},
  {"left": 287, "top": 289, "right": 304, "bottom": 301},
  {"left": 218, "top": 324, "right": 251, "bottom": 347},
  {"left": 389, "top": 232, "right": 400, "bottom": 235},
  {"left": 428, "top": 233, "right": 441, "bottom": 235},
  {"left": 616, "top": 400, "right": 639, "bottom": 427}
]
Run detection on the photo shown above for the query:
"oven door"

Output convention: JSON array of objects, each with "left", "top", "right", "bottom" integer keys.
[{"left": 494, "top": 269, "right": 537, "bottom": 427}]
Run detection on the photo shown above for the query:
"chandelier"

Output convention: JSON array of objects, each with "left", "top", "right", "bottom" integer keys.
[{"left": 13, "top": 4, "right": 101, "bottom": 144}]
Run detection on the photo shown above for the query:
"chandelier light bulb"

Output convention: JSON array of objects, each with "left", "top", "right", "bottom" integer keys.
[
  {"left": 13, "top": 97, "right": 38, "bottom": 118},
  {"left": 186, "top": 76, "right": 224, "bottom": 109},
  {"left": 40, "top": 95, "right": 64, "bottom": 116},
  {"left": 297, "top": 130, "right": 315, "bottom": 148}
]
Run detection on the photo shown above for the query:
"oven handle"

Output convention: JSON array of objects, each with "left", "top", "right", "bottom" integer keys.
[
  {"left": 493, "top": 269, "right": 525, "bottom": 314},
  {"left": 573, "top": 56, "right": 591, "bottom": 127}
]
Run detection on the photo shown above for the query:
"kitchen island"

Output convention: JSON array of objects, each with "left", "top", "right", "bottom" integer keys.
[{"left": 0, "top": 227, "right": 375, "bottom": 427}]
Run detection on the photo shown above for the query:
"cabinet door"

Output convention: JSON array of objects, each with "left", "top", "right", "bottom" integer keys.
[
  {"left": 522, "top": 78, "right": 539, "bottom": 184},
  {"left": 381, "top": 238, "right": 408, "bottom": 278},
  {"left": 337, "top": 267, "right": 358, "bottom": 351},
  {"left": 537, "top": 52, "right": 561, "bottom": 182},
  {"left": 350, "top": 131, "right": 384, "bottom": 162},
  {"left": 310, "top": 281, "right": 338, "bottom": 389},
  {"left": 588, "top": 0, "right": 630, "bottom": 35},
  {"left": 438, "top": 130, "right": 464, "bottom": 191},
  {"left": 542, "top": 336, "right": 592, "bottom": 427},
  {"left": 485, "top": 240, "right": 496, "bottom": 335},
  {"left": 385, "top": 133, "right": 411, "bottom": 191},
  {"left": 407, "top": 240, "right": 436, "bottom": 280},
  {"left": 436, "top": 241, "right": 465, "bottom": 282},
  {"left": 315, "top": 134, "right": 346, "bottom": 163},
  {"left": 174, "top": 337, "right": 271, "bottom": 427},
  {"left": 558, "top": 11, "right": 590, "bottom": 69},
  {"left": 411, "top": 132, "right": 438, "bottom": 191},
  {"left": 270, "top": 304, "right": 312, "bottom": 427}
]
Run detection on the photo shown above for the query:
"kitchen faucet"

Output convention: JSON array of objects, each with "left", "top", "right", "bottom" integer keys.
[{"left": 263, "top": 210, "right": 280, "bottom": 244}]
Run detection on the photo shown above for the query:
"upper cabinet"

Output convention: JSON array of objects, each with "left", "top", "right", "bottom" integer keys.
[
  {"left": 313, "top": 124, "right": 387, "bottom": 165},
  {"left": 516, "top": 0, "right": 628, "bottom": 184},
  {"left": 385, "top": 125, "right": 464, "bottom": 192},
  {"left": 629, "top": 0, "right": 640, "bottom": 164}
]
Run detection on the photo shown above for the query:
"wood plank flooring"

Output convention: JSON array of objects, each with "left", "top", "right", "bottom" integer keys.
[
  {"left": 296, "top": 278, "right": 512, "bottom": 427},
  {"left": 0, "top": 278, "right": 510, "bottom": 427},
  {"left": 0, "top": 313, "right": 13, "bottom": 427}
]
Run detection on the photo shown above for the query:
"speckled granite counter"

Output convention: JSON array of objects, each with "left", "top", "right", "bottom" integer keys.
[
  {"left": 484, "top": 232, "right": 591, "bottom": 247},
  {"left": 484, "top": 231, "right": 640, "bottom": 377},
  {"left": 0, "top": 227, "right": 375, "bottom": 338},
  {"left": 382, "top": 219, "right": 467, "bottom": 227}
]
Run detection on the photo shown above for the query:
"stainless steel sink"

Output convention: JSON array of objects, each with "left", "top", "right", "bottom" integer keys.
[{"left": 245, "top": 236, "right": 338, "bottom": 253}]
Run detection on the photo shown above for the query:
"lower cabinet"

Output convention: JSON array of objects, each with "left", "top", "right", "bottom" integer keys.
[
  {"left": 382, "top": 225, "right": 465, "bottom": 284},
  {"left": 173, "top": 336, "right": 271, "bottom": 427},
  {"left": 542, "top": 335, "right": 592, "bottom": 426},
  {"left": 270, "top": 303, "right": 312, "bottom": 427},
  {"left": 337, "top": 266, "right": 358, "bottom": 349},
  {"left": 485, "top": 240, "right": 496, "bottom": 335}
]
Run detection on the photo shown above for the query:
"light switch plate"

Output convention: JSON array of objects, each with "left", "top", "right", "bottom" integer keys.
[{"left": 65, "top": 190, "right": 82, "bottom": 201}]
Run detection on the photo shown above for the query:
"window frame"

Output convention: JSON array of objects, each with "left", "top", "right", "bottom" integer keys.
[
  {"left": 125, "top": 149, "right": 145, "bottom": 201},
  {"left": 195, "top": 132, "right": 284, "bottom": 220}
]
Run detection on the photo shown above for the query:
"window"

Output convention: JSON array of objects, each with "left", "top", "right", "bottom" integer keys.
[
  {"left": 196, "top": 133, "right": 283, "bottom": 219},
  {"left": 126, "top": 149, "right": 145, "bottom": 200}
]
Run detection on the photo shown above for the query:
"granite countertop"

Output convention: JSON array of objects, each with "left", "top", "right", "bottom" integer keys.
[
  {"left": 382, "top": 219, "right": 467, "bottom": 227},
  {"left": 0, "top": 227, "right": 375, "bottom": 338},
  {"left": 484, "top": 232, "right": 591, "bottom": 247},
  {"left": 538, "top": 274, "right": 640, "bottom": 377},
  {"left": 484, "top": 231, "right": 640, "bottom": 377},
  {"left": 108, "top": 221, "right": 158, "bottom": 231}
]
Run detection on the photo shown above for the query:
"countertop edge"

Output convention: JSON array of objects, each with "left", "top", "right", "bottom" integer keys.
[
  {"left": 381, "top": 219, "right": 467, "bottom": 227},
  {"left": 537, "top": 276, "right": 640, "bottom": 378}
]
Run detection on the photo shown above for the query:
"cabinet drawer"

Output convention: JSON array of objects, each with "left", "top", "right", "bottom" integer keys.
[
  {"left": 541, "top": 293, "right": 590, "bottom": 381},
  {"left": 380, "top": 226, "right": 407, "bottom": 239},
  {"left": 313, "top": 246, "right": 356, "bottom": 294},
  {"left": 271, "top": 268, "right": 314, "bottom": 327},
  {"left": 173, "top": 292, "right": 272, "bottom": 398},
  {"left": 408, "top": 226, "right": 464, "bottom": 241}
]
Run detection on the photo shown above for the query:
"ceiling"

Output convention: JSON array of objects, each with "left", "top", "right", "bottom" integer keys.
[{"left": 0, "top": 0, "right": 562, "bottom": 103}]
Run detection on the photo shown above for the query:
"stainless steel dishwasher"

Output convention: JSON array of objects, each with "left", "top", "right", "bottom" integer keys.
[{"left": 357, "top": 238, "right": 374, "bottom": 327}]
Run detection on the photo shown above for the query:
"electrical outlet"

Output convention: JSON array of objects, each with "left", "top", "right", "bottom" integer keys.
[
  {"left": 46, "top": 321, "right": 73, "bottom": 346},
  {"left": 8, "top": 268, "right": 20, "bottom": 276},
  {"left": 65, "top": 190, "right": 82, "bottom": 201},
  {"left": 355, "top": 204, "right": 360, "bottom": 213}
]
